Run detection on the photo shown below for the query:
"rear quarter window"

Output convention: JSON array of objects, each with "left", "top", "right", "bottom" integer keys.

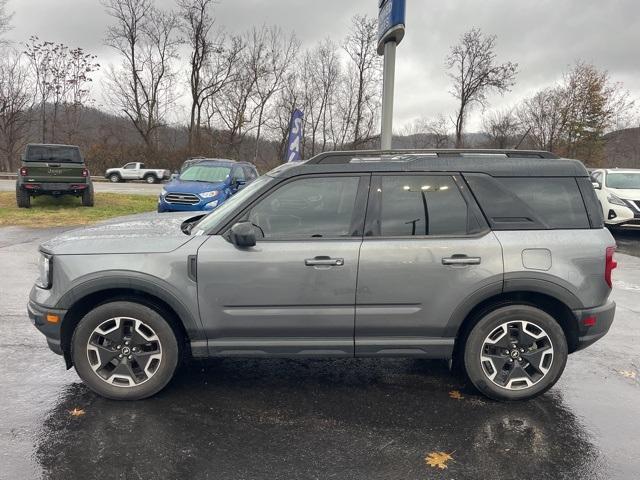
[{"left": 464, "top": 174, "right": 591, "bottom": 230}]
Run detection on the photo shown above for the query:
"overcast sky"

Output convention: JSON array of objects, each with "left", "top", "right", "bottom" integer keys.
[{"left": 7, "top": 0, "right": 640, "bottom": 131}]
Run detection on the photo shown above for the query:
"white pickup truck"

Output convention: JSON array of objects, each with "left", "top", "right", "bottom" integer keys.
[{"left": 104, "top": 162, "right": 170, "bottom": 184}]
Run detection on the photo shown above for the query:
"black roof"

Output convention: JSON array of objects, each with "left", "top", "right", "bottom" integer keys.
[{"left": 268, "top": 149, "right": 588, "bottom": 178}]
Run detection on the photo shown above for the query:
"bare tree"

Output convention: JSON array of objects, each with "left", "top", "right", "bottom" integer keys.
[
  {"left": 446, "top": 27, "right": 518, "bottom": 147},
  {"left": 0, "top": 0, "right": 12, "bottom": 45},
  {"left": 343, "top": 14, "right": 381, "bottom": 148},
  {"left": 0, "top": 49, "right": 32, "bottom": 171},
  {"left": 482, "top": 108, "right": 519, "bottom": 148},
  {"left": 213, "top": 34, "right": 258, "bottom": 156},
  {"left": 24, "top": 37, "right": 55, "bottom": 142},
  {"left": 199, "top": 33, "right": 243, "bottom": 149},
  {"left": 103, "top": 0, "right": 181, "bottom": 150},
  {"left": 178, "top": 0, "right": 215, "bottom": 153},
  {"left": 61, "top": 48, "right": 100, "bottom": 143},
  {"left": 248, "top": 25, "right": 299, "bottom": 164},
  {"left": 517, "top": 87, "right": 566, "bottom": 152}
]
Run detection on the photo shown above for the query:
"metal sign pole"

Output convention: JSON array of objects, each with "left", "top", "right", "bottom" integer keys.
[
  {"left": 377, "top": 0, "right": 405, "bottom": 151},
  {"left": 380, "top": 40, "right": 396, "bottom": 150}
]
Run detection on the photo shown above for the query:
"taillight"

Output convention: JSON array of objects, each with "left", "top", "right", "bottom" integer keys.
[
  {"left": 20, "top": 167, "right": 28, "bottom": 176},
  {"left": 605, "top": 246, "right": 617, "bottom": 288},
  {"left": 81, "top": 168, "right": 89, "bottom": 177}
]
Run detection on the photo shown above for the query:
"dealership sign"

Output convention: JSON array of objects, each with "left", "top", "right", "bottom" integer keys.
[{"left": 377, "top": 0, "right": 406, "bottom": 54}]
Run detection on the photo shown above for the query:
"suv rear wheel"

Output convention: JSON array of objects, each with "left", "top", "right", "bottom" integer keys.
[
  {"left": 143, "top": 173, "right": 158, "bottom": 184},
  {"left": 81, "top": 184, "right": 94, "bottom": 207},
  {"left": 463, "top": 305, "right": 568, "bottom": 401},
  {"left": 71, "top": 301, "right": 180, "bottom": 400},
  {"left": 16, "top": 185, "right": 31, "bottom": 208}
]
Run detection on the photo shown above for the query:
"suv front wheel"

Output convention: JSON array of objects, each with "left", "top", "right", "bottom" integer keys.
[
  {"left": 71, "top": 301, "right": 180, "bottom": 400},
  {"left": 463, "top": 305, "right": 568, "bottom": 401}
]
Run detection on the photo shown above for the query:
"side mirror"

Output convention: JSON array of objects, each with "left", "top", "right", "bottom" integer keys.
[
  {"left": 170, "top": 173, "right": 178, "bottom": 180},
  {"left": 592, "top": 182, "right": 601, "bottom": 190},
  {"left": 229, "top": 222, "right": 256, "bottom": 248}
]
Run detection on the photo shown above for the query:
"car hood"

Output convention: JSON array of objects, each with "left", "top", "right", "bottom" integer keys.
[
  {"left": 41, "top": 212, "right": 203, "bottom": 255},
  {"left": 608, "top": 188, "right": 640, "bottom": 200},
  {"left": 165, "top": 179, "right": 227, "bottom": 194}
]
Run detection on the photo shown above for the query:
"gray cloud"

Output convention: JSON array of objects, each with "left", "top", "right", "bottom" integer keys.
[{"left": 8, "top": 0, "right": 640, "bottom": 131}]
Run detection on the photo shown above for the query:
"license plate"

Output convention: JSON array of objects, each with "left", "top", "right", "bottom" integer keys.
[{"left": 44, "top": 183, "right": 68, "bottom": 190}]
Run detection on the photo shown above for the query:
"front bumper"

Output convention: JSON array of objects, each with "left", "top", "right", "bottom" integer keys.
[
  {"left": 158, "top": 196, "right": 219, "bottom": 213},
  {"left": 573, "top": 300, "right": 616, "bottom": 351},
  {"left": 27, "top": 299, "right": 67, "bottom": 356},
  {"left": 604, "top": 200, "right": 640, "bottom": 228}
]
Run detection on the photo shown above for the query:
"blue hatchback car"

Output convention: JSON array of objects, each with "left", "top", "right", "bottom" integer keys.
[{"left": 158, "top": 159, "right": 258, "bottom": 213}]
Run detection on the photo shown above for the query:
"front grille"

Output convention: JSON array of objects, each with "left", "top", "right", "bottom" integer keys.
[
  {"left": 165, "top": 193, "right": 200, "bottom": 205},
  {"left": 633, "top": 200, "right": 640, "bottom": 211}
]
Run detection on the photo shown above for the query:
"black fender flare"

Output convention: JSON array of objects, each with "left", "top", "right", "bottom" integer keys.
[{"left": 56, "top": 270, "right": 206, "bottom": 342}]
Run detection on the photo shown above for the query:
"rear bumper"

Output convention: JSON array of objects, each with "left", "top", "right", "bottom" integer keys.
[
  {"left": 27, "top": 299, "right": 66, "bottom": 355},
  {"left": 21, "top": 182, "right": 89, "bottom": 194},
  {"left": 573, "top": 300, "right": 616, "bottom": 351}
]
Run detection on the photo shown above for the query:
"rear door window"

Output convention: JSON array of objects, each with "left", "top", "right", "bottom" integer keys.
[
  {"left": 465, "top": 174, "right": 590, "bottom": 229},
  {"left": 371, "top": 175, "right": 480, "bottom": 237}
]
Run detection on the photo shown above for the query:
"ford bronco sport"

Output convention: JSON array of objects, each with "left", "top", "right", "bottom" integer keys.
[
  {"left": 28, "top": 149, "right": 616, "bottom": 401},
  {"left": 16, "top": 143, "right": 94, "bottom": 208}
]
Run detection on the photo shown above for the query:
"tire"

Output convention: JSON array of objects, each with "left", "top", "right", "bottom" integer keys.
[
  {"left": 71, "top": 301, "right": 180, "bottom": 400},
  {"left": 144, "top": 174, "right": 158, "bottom": 184},
  {"left": 109, "top": 173, "right": 121, "bottom": 183},
  {"left": 81, "top": 184, "right": 94, "bottom": 207},
  {"left": 16, "top": 184, "right": 31, "bottom": 208},
  {"left": 463, "top": 305, "right": 568, "bottom": 401}
]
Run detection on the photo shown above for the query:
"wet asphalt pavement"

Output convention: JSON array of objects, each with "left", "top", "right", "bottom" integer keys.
[
  {"left": 0, "top": 178, "right": 163, "bottom": 195},
  {"left": 0, "top": 227, "right": 639, "bottom": 480}
]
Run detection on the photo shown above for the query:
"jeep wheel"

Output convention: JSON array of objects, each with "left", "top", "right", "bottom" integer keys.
[
  {"left": 144, "top": 174, "right": 158, "bottom": 184},
  {"left": 16, "top": 185, "right": 31, "bottom": 208},
  {"left": 81, "top": 184, "right": 94, "bottom": 207},
  {"left": 463, "top": 305, "right": 568, "bottom": 401},
  {"left": 72, "top": 301, "right": 180, "bottom": 400},
  {"left": 109, "top": 173, "right": 121, "bottom": 183}
]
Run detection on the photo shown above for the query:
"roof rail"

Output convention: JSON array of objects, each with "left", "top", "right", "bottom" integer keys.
[{"left": 306, "top": 149, "right": 559, "bottom": 164}]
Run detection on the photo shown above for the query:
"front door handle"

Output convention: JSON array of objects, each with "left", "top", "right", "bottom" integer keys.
[
  {"left": 442, "top": 255, "right": 481, "bottom": 266},
  {"left": 305, "top": 256, "right": 345, "bottom": 267}
]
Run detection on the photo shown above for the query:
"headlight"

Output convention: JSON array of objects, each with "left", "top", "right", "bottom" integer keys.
[
  {"left": 200, "top": 190, "right": 219, "bottom": 198},
  {"left": 160, "top": 188, "right": 167, "bottom": 196},
  {"left": 36, "top": 253, "right": 52, "bottom": 289},
  {"left": 607, "top": 193, "right": 627, "bottom": 207}
]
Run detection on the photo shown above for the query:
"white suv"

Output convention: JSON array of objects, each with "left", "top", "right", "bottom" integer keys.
[{"left": 591, "top": 168, "right": 640, "bottom": 228}]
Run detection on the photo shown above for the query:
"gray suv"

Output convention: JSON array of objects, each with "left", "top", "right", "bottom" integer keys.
[{"left": 28, "top": 149, "right": 617, "bottom": 401}]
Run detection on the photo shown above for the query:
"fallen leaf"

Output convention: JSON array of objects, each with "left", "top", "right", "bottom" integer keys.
[
  {"left": 619, "top": 370, "right": 637, "bottom": 379},
  {"left": 425, "top": 451, "right": 454, "bottom": 470},
  {"left": 69, "top": 408, "right": 85, "bottom": 417},
  {"left": 449, "top": 390, "right": 464, "bottom": 400}
]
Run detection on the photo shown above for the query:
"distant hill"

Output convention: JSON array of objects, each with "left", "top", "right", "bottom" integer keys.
[{"left": 604, "top": 127, "right": 640, "bottom": 168}]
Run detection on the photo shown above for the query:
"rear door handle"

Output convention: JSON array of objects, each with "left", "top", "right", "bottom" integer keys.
[
  {"left": 442, "top": 255, "right": 481, "bottom": 266},
  {"left": 305, "top": 256, "right": 345, "bottom": 267}
]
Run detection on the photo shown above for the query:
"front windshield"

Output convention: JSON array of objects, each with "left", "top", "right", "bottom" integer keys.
[
  {"left": 194, "top": 175, "right": 273, "bottom": 233},
  {"left": 180, "top": 165, "right": 231, "bottom": 183},
  {"left": 606, "top": 172, "right": 640, "bottom": 189}
]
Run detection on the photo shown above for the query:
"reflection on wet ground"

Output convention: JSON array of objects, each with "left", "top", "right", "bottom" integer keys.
[
  {"left": 612, "top": 228, "right": 640, "bottom": 257},
  {"left": 33, "top": 359, "right": 605, "bottom": 480}
]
